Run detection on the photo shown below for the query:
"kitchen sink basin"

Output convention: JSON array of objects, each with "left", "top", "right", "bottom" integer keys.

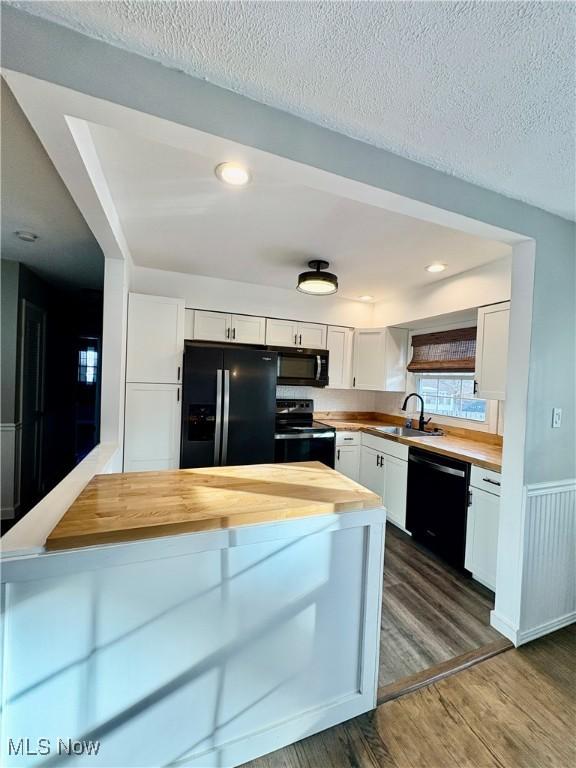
[{"left": 374, "top": 426, "right": 443, "bottom": 437}]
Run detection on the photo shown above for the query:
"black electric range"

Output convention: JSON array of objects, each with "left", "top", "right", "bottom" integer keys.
[{"left": 274, "top": 399, "right": 336, "bottom": 467}]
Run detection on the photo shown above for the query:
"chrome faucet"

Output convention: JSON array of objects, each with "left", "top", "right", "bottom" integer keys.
[{"left": 401, "top": 393, "right": 431, "bottom": 432}]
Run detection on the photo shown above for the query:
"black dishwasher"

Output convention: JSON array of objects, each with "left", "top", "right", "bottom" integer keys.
[{"left": 405, "top": 447, "right": 471, "bottom": 570}]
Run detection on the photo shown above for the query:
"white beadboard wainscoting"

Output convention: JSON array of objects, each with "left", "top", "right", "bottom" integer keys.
[
  {"left": 0, "top": 423, "right": 21, "bottom": 520},
  {"left": 492, "top": 479, "right": 576, "bottom": 645}
]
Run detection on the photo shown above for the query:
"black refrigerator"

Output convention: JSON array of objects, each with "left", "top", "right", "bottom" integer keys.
[{"left": 180, "top": 342, "right": 278, "bottom": 468}]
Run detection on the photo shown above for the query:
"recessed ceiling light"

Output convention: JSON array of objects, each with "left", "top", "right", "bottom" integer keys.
[
  {"left": 358, "top": 295, "right": 374, "bottom": 301},
  {"left": 215, "top": 162, "right": 251, "bottom": 186},
  {"left": 15, "top": 230, "right": 39, "bottom": 243},
  {"left": 297, "top": 260, "right": 338, "bottom": 295},
  {"left": 425, "top": 263, "right": 447, "bottom": 273}
]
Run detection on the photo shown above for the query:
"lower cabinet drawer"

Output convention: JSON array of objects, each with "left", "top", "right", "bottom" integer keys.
[
  {"left": 361, "top": 432, "right": 409, "bottom": 461},
  {"left": 336, "top": 431, "right": 360, "bottom": 446},
  {"left": 470, "top": 465, "right": 502, "bottom": 496}
]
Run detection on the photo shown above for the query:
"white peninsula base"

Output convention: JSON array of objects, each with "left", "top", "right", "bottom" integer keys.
[{"left": 1, "top": 507, "right": 386, "bottom": 767}]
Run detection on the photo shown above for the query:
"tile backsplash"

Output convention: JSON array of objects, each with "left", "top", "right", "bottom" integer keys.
[{"left": 276, "top": 386, "right": 377, "bottom": 412}]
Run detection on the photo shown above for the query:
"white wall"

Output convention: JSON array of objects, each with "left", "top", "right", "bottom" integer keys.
[
  {"left": 277, "top": 385, "right": 376, "bottom": 413},
  {"left": 373, "top": 256, "right": 512, "bottom": 326},
  {"left": 131, "top": 265, "right": 373, "bottom": 328}
]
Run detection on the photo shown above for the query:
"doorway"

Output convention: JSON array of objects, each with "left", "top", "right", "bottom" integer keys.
[{"left": 19, "top": 299, "right": 46, "bottom": 512}]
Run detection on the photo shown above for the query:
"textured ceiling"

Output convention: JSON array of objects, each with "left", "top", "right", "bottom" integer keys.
[
  {"left": 88, "top": 122, "right": 510, "bottom": 301},
  {"left": 1, "top": 79, "right": 103, "bottom": 289},
  {"left": 9, "top": 1, "right": 576, "bottom": 220}
]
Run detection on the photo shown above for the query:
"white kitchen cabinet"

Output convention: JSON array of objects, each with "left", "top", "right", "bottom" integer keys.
[
  {"left": 124, "top": 383, "right": 181, "bottom": 472},
  {"left": 359, "top": 435, "right": 409, "bottom": 530},
  {"left": 475, "top": 301, "right": 510, "bottom": 400},
  {"left": 231, "top": 314, "right": 266, "bottom": 344},
  {"left": 298, "top": 322, "right": 327, "bottom": 349},
  {"left": 353, "top": 327, "right": 408, "bottom": 391},
  {"left": 335, "top": 444, "right": 360, "bottom": 481},
  {"left": 266, "top": 318, "right": 327, "bottom": 349},
  {"left": 193, "top": 310, "right": 231, "bottom": 342},
  {"left": 126, "top": 293, "right": 185, "bottom": 384},
  {"left": 359, "top": 445, "right": 384, "bottom": 497},
  {"left": 465, "top": 467, "right": 501, "bottom": 590},
  {"left": 327, "top": 326, "right": 354, "bottom": 388},
  {"left": 266, "top": 318, "right": 299, "bottom": 347},
  {"left": 382, "top": 455, "right": 408, "bottom": 529},
  {"left": 192, "top": 311, "right": 266, "bottom": 344}
]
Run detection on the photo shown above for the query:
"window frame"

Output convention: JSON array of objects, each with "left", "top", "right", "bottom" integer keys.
[
  {"left": 411, "top": 372, "right": 498, "bottom": 433},
  {"left": 406, "top": 323, "right": 499, "bottom": 434}
]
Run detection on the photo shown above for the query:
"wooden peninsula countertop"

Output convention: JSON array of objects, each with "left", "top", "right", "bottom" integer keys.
[{"left": 45, "top": 461, "right": 382, "bottom": 551}]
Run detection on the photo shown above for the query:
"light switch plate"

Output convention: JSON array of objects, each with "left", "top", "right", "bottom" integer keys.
[{"left": 552, "top": 407, "right": 562, "bottom": 428}]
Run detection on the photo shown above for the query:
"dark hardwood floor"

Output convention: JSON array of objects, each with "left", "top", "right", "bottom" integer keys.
[
  {"left": 379, "top": 523, "right": 506, "bottom": 692},
  {"left": 244, "top": 625, "right": 576, "bottom": 768}
]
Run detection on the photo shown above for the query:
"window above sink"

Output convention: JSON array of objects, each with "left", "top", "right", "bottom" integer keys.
[{"left": 416, "top": 373, "right": 486, "bottom": 422}]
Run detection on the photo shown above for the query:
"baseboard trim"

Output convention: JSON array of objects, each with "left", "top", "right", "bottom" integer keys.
[
  {"left": 490, "top": 610, "right": 520, "bottom": 645},
  {"left": 517, "top": 612, "right": 576, "bottom": 645},
  {"left": 377, "top": 638, "right": 512, "bottom": 705}
]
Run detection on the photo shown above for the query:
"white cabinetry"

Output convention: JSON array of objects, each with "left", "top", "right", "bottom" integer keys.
[
  {"left": 192, "top": 310, "right": 266, "bottom": 344},
  {"left": 475, "top": 302, "right": 510, "bottom": 400},
  {"left": 465, "top": 466, "right": 501, "bottom": 590},
  {"left": 359, "top": 445, "right": 383, "bottom": 496},
  {"left": 335, "top": 432, "right": 360, "bottom": 481},
  {"left": 124, "top": 383, "right": 181, "bottom": 473},
  {"left": 126, "top": 293, "right": 185, "bottom": 384},
  {"left": 353, "top": 327, "right": 408, "bottom": 391},
  {"left": 383, "top": 454, "right": 409, "bottom": 529},
  {"left": 359, "top": 433, "right": 409, "bottom": 530},
  {"left": 266, "top": 319, "right": 327, "bottom": 349},
  {"left": 231, "top": 314, "right": 266, "bottom": 344},
  {"left": 327, "top": 326, "right": 354, "bottom": 388}
]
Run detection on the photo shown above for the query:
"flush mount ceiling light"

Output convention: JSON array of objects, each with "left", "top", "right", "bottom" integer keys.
[
  {"left": 297, "top": 260, "right": 338, "bottom": 295},
  {"left": 214, "top": 162, "right": 251, "bottom": 186},
  {"left": 358, "top": 295, "right": 374, "bottom": 301},
  {"left": 425, "top": 263, "right": 447, "bottom": 273},
  {"left": 15, "top": 230, "right": 39, "bottom": 243}
]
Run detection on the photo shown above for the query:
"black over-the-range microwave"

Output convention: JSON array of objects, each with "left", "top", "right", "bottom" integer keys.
[{"left": 267, "top": 345, "right": 329, "bottom": 387}]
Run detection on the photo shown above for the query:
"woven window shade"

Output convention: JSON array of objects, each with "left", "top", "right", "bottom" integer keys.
[{"left": 407, "top": 327, "right": 477, "bottom": 373}]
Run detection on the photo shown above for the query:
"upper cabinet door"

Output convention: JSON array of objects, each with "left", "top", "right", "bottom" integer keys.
[
  {"left": 126, "top": 293, "right": 185, "bottom": 384},
  {"left": 266, "top": 318, "right": 299, "bottom": 347},
  {"left": 231, "top": 314, "right": 266, "bottom": 345},
  {"left": 297, "top": 322, "right": 327, "bottom": 350},
  {"left": 353, "top": 327, "right": 407, "bottom": 391},
  {"left": 327, "top": 326, "right": 354, "bottom": 388},
  {"left": 475, "top": 302, "right": 510, "bottom": 400},
  {"left": 193, "top": 310, "right": 232, "bottom": 343}
]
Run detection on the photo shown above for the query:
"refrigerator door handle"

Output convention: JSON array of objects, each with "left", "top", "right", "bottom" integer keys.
[
  {"left": 221, "top": 369, "right": 230, "bottom": 464},
  {"left": 214, "top": 369, "right": 223, "bottom": 465}
]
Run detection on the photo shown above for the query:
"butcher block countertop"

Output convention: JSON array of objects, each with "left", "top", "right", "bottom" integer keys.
[
  {"left": 316, "top": 415, "right": 503, "bottom": 472},
  {"left": 45, "top": 461, "right": 382, "bottom": 551}
]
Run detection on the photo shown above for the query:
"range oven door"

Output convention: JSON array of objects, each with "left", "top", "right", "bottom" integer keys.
[
  {"left": 274, "top": 432, "right": 335, "bottom": 467},
  {"left": 272, "top": 347, "right": 329, "bottom": 387}
]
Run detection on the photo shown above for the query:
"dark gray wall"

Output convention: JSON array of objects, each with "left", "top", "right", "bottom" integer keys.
[{"left": 1, "top": 260, "right": 20, "bottom": 424}]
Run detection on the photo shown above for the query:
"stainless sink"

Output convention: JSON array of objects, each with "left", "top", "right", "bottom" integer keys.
[{"left": 374, "top": 426, "right": 443, "bottom": 437}]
